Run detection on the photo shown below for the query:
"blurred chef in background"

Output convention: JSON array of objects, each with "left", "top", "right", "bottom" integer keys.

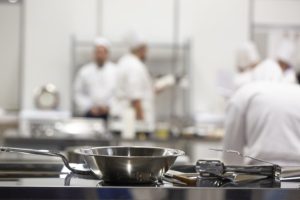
[
  {"left": 223, "top": 82, "right": 300, "bottom": 166},
  {"left": 231, "top": 39, "right": 296, "bottom": 94},
  {"left": 74, "top": 37, "right": 117, "bottom": 120},
  {"left": 251, "top": 38, "right": 296, "bottom": 83},
  {"left": 234, "top": 41, "right": 261, "bottom": 89},
  {"left": 117, "top": 32, "right": 176, "bottom": 131},
  {"left": 216, "top": 41, "right": 260, "bottom": 98},
  {"left": 117, "top": 33, "right": 155, "bottom": 130}
]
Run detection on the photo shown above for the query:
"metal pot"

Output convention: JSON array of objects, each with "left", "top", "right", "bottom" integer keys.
[{"left": 0, "top": 146, "right": 184, "bottom": 184}]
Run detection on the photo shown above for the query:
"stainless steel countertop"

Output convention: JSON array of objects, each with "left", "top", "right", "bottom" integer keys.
[{"left": 0, "top": 162, "right": 298, "bottom": 200}]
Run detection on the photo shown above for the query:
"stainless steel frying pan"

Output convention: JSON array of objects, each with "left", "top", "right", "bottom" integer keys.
[{"left": 0, "top": 146, "right": 184, "bottom": 184}]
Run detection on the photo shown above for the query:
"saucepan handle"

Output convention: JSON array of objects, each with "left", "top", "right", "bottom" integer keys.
[{"left": 0, "top": 147, "right": 92, "bottom": 175}]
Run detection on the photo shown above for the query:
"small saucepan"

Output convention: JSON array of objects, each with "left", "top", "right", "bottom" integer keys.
[{"left": 0, "top": 146, "right": 184, "bottom": 184}]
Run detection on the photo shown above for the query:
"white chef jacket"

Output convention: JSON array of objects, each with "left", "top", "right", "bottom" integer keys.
[
  {"left": 223, "top": 82, "right": 300, "bottom": 166},
  {"left": 233, "top": 71, "right": 252, "bottom": 90},
  {"left": 74, "top": 62, "right": 117, "bottom": 115},
  {"left": 117, "top": 53, "right": 155, "bottom": 130},
  {"left": 251, "top": 59, "right": 283, "bottom": 82},
  {"left": 233, "top": 59, "right": 283, "bottom": 92},
  {"left": 283, "top": 68, "right": 297, "bottom": 83}
]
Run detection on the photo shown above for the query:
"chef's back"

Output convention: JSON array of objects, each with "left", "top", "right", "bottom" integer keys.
[{"left": 223, "top": 81, "right": 300, "bottom": 166}]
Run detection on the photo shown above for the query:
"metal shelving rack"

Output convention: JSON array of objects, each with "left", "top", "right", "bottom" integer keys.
[
  {"left": 249, "top": 0, "right": 300, "bottom": 38},
  {"left": 249, "top": 0, "right": 300, "bottom": 58}
]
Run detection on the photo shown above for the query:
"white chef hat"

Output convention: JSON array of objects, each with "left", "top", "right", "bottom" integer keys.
[
  {"left": 124, "top": 31, "right": 147, "bottom": 50},
  {"left": 236, "top": 41, "right": 260, "bottom": 70},
  {"left": 94, "top": 37, "right": 111, "bottom": 50},
  {"left": 276, "top": 38, "right": 295, "bottom": 65}
]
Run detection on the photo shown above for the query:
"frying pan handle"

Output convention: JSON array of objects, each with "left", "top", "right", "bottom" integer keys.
[
  {"left": 0, "top": 146, "right": 60, "bottom": 157},
  {"left": 0, "top": 147, "right": 92, "bottom": 175}
]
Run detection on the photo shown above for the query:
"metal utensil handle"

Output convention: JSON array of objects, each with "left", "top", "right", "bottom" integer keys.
[
  {"left": 209, "top": 148, "right": 278, "bottom": 166},
  {"left": 224, "top": 166, "right": 275, "bottom": 177},
  {"left": 0, "top": 147, "right": 58, "bottom": 157},
  {"left": 0, "top": 147, "right": 91, "bottom": 175}
]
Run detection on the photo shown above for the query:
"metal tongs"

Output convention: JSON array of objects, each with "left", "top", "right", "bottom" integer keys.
[
  {"left": 196, "top": 149, "right": 281, "bottom": 182},
  {"left": 164, "top": 149, "right": 282, "bottom": 187}
]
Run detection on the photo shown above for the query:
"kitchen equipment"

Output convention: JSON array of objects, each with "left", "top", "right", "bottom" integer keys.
[
  {"left": 65, "top": 146, "right": 87, "bottom": 164},
  {"left": 0, "top": 160, "right": 296, "bottom": 190},
  {"left": 76, "top": 146, "right": 184, "bottom": 184},
  {"left": 164, "top": 172, "right": 197, "bottom": 186},
  {"left": 210, "top": 148, "right": 278, "bottom": 165},
  {"left": 34, "top": 84, "right": 60, "bottom": 110},
  {"left": 196, "top": 160, "right": 281, "bottom": 180},
  {"left": 54, "top": 118, "right": 106, "bottom": 137},
  {"left": 21, "top": 117, "right": 107, "bottom": 139},
  {"left": 207, "top": 148, "right": 281, "bottom": 179},
  {"left": 0, "top": 146, "right": 184, "bottom": 184},
  {"left": 0, "top": 147, "right": 90, "bottom": 175},
  {"left": 0, "top": 160, "right": 64, "bottom": 178},
  {"left": 162, "top": 157, "right": 281, "bottom": 187}
]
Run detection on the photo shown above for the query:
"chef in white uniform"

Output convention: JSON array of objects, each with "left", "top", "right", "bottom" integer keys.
[
  {"left": 223, "top": 82, "right": 300, "bottom": 166},
  {"left": 251, "top": 38, "right": 296, "bottom": 83},
  {"left": 117, "top": 33, "right": 155, "bottom": 131},
  {"left": 232, "top": 39, "right": 296, "bottom": 93},
  {"left": 234, "top": 41, "right": 261, "bottom": 89},
  {"left": 74, "top": 37, "right": 117, "bottom": 120}
]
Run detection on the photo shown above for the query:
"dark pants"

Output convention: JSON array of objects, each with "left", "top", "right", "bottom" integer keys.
[{"left": 85, "top": 111, "right": 109, "bottom": 121}]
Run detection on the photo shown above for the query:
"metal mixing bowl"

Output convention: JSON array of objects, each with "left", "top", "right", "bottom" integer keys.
[{"left": 76, "top": 146, "right": 185, "bottom": 184}]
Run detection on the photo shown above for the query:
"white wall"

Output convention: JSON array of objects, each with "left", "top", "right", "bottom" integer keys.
[
  {"left": 180, "top": 0, "right": 250, "bottom": 112},
  {"left": 100, "top": 0, "right": 250, "bottom": 113},
  {"left": 102, "top": 0, "right": 174, "bottom": 43},
  {"left": 22, "top": 0, "right": 97, "bottom": 110},
  {"left": 254, "top": 0, "right": 300, "bottom": 25},
  {"left": 0, "top": 2, "right": 21, "bottom": 110}
]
